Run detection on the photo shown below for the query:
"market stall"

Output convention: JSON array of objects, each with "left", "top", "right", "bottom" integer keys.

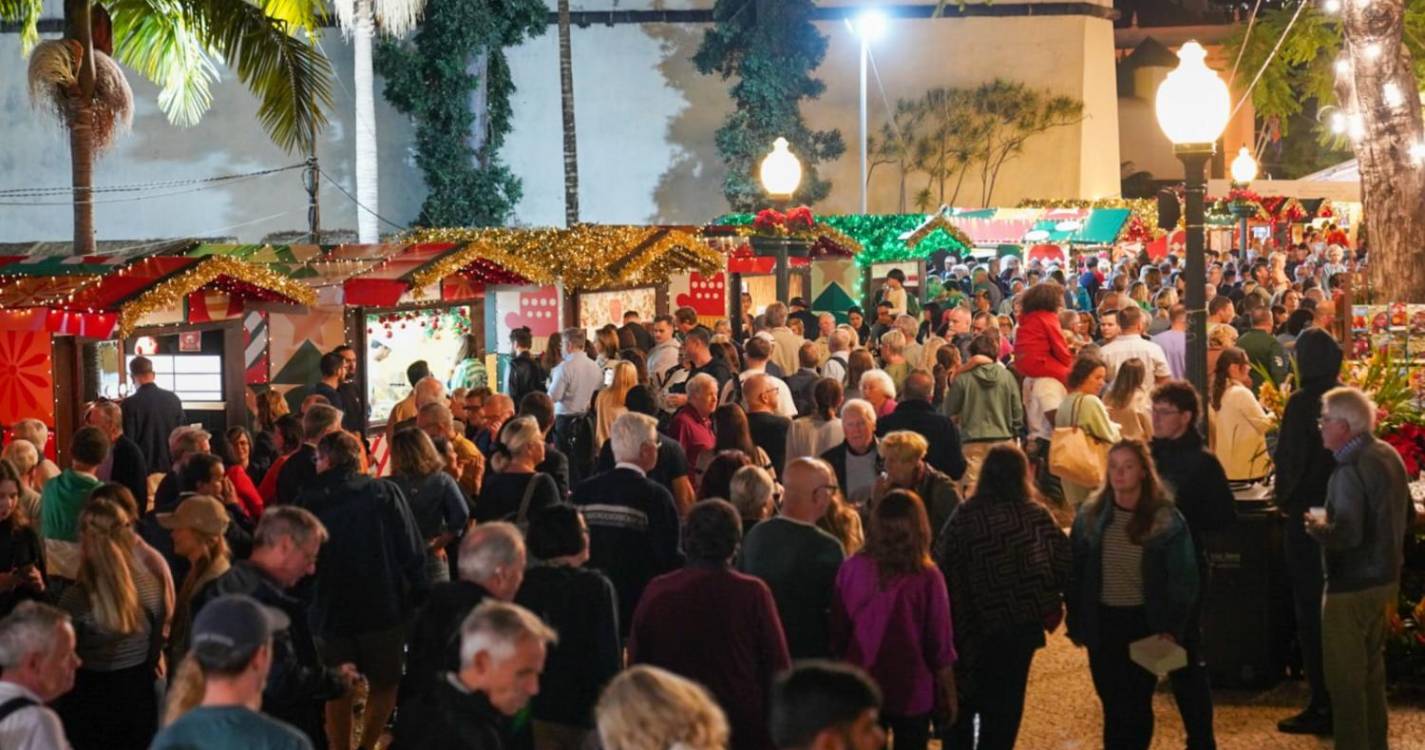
[
  {"left": 554, "top": 225, "right": 722, "bottom": 333},
  {"left": 0, "top": 250, "right": 315, "bottom": 464}
]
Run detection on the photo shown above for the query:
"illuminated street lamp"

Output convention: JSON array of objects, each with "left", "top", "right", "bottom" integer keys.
[
  {"left": 1156, "top": 40, "right": 1231, "bottom": 406},
  {"left": 1229, "top": 146, "right": 1259, "bottom": 260},
  {"left": 759, "top": 138, "right": 804, "bottom": 303}
]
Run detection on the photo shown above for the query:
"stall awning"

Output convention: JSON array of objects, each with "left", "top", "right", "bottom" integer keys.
[{"left": 0, "top": 253, "right": 316, "bottom": 338}]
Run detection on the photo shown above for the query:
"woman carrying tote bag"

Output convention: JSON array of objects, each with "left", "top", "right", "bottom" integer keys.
[{"left": 1052, "top": 355, "right": 1120, "bottom": 507}]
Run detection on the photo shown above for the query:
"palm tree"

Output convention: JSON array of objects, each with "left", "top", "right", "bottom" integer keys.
[
  {"left": 2, "top": 0, "right": 334, "bottom": 254},
  {"left": 333, "top": 0, "right": 424, "bottom": 242},
  {"left": 557, "top": 0, "right": 578, "bottom": 226}
]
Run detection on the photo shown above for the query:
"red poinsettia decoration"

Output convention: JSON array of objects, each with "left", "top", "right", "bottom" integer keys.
[
  {"left": 1382, "top": 422, "right": 1425, "bottom": 477},
  {"left": 1227, "top": 187, "right": 1262, "bottom": 204},
  {"left": 753, "top": 209, "right": 785, "bottom": 232},
  {"left": 784, "top": 206, "right": 815, "bottom": 231},
  {"left": 751, "top": 206, "right": 817, "bottom": 234}
]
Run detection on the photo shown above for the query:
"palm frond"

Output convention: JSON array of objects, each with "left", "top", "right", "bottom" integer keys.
[
  {"left": 182, "top": 0, "right": 335, "bottom": 153},
  {"left": 259, "top": 0, "right": 325, "bottom": 34},
  {"left": 109, "top": 0, "right": 221, "bottom": 128},
  {"left": 0, "top": 0, "right": 43, "bottom": 53},
  {"left": 27, "top": 40, "right": 134, "bottom": 153}
]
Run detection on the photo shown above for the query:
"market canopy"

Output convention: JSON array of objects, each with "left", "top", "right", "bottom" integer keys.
[{"left": 0, "top": 252, "right": 316, "bottom": 338}]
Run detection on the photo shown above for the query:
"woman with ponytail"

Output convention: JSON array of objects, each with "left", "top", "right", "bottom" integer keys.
[
  {"left": 388, "top": 427, "right": 469, "bottom": 584},
  {"left": 55, "top": 496, "right": 168, "bottom": 750},
  {"left": 474, "top": 416, "right": 562, "bottom": 526}
]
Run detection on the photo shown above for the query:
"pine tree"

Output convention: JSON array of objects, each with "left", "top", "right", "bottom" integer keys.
[{"left": 694, "top": 0, "right": 845, "bottom": 211}]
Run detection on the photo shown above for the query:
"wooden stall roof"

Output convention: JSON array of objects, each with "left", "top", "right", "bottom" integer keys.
[{"left": 0, "top": 251, "right": 316, "bottom": 338}]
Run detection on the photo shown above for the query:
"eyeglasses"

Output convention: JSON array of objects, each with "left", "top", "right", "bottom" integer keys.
[
  {"left": 1151, "top": 407, "right": 1183, "bottom": 418},
  {"left": 1317, "top": 416, "right": 1344, "bottom": 428}
]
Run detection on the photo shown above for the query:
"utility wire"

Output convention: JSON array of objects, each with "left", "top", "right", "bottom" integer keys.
[
  {"left": 1230, "top": 0, "right": 1309, "bottom": 121},
  {"left": 317, "top": 169, "right": 408, "bottom": 230},
  {"left": 1228, "top": 0, "right": 1264, "bottom": 87},
  {"left": 0, "top": 164, "right": 305, "bottom": 198}
]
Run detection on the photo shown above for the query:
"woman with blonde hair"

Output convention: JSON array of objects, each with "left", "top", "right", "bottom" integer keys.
[
  {"left": 1, "top": 439, "right": 43, "bottom": 523},
  {"left": 476, "top": 416, "right": 561, "bottom": 525},
  {"left": 595, "top": 361, "right": 638, "bottom": 450},
  {"left": 597, "top": 665, "right": 730, "bottom": 750},
  {"left": 1102, "top": 359, "right": 1153, "bottom": 441},
  {"left": 157, "top": 495, "right": 231, "bottom": 664},
  {"left": 55, "top": 496, "right": 167, "bottom": 750},
  {"left": 11, "top": 418, "right": 59, "bottom": 488},
  {"left": 1206, "top": 323, "right": 1239, "bottom": 380}
]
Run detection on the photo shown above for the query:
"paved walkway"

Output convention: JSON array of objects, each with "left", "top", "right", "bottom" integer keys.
[{"left": 1015, "top": 629, "right": 1425, "bottom": 748}]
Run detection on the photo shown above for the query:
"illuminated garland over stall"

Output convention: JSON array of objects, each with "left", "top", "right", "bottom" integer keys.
[
  {"left": 116, "top": 256, "right": 317, "bottom": 336},
  {"left": 1016, "top": 198, "right": 1161, "bottom": 238}
]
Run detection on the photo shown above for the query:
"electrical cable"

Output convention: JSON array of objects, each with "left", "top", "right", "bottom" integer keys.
[
  {"left": 317, "top": 168, "right": 408, "bottom": 230},
  {"left": 0, "top": 164, "right": 305, "bottom": 198},
  {"left": 1230, "top": 0, "right": 1309, "bottom": 121}
]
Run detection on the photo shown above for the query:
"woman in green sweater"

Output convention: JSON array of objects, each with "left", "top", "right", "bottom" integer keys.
[{"left": 1054, "top": 355, "right": 1120, "bottom": 506}]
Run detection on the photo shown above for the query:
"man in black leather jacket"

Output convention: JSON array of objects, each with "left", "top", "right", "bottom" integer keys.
[{"left": 507, "top": 327, "right": 547, "bottom": 408}]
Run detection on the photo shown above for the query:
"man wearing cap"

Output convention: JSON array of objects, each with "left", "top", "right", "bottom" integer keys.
[
  {"left": 195, "top": 506, "right": 356, "bottom": 748},
  {"left": 392, "top": 600, "right": 557, "bottom": 750},
  {"left": 150, "top": 594, "right": 312, "bottom": 749}
]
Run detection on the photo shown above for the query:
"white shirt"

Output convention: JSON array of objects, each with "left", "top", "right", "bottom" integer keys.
[
  {"left": 1023, "top": 376, "right": 1068, "bottom": 441},
  {"left": 821, "top": 351, "right": 849, "bottom": 384},
  {"left": 548, "top": 351, "right": 604, "bottom": 416},
  {"left": 0, "top": 682, "right": 71, "bottom": 750},
  {"left": 1098, "top": 334, "right": 1172, "bottom": 400},
  {"left": 647, "top": 339, "right": 682, "bottom": 386}
]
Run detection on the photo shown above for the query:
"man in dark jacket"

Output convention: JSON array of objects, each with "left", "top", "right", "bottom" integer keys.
[
  {"left": 876, "top": 369, "right": 966, "bottom": 481},
  {"left": 295, "top": 431, "right": 424, "bottom": 750},
  {"left": 121, "top": 355, "right": 185, "bottom": 474},
  {"left": 333, "top": 344, "right": 368, "bottom": 440},
  {"left": 276, "top": 404, "right": 343, "bottom": 506},
  {"left": 85, "top": 400, "right": 149, "bottom": 513},
  {"left": 1149, "top": 380, "right": 1236, "bottom": 750},
  {"left": 392, "top": 601, "right": 557, "bottom": 750},
  {"left": 571, "top": 413, "right": 683, "bottom": 634},
  {"left": 745, "top": 374, "right": 792, "bottom": 477},
  {"left": 402, "top": 523, "right": 526, "bottom": 705},
  {"left": 506, "top": 327, "right": 547, "bottom": 408},
  {"left": 783, "top": 342, "right": 821, "bottom": 418},
  {"left": 193, "top": 506, "right": 356, "bottom": 747},
  {"left": 1272, "top": 328, "right": 1342, "bottom": 736},
  {"left": 620, "top": 311, "right": 655, "bottom": 353}
]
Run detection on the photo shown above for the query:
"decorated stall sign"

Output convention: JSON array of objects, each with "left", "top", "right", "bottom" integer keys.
[
  {"left": 669, "top": 272, "right": 728, "bottom": 325},
  {"left": 578, "top": 288, "right": 658, "bottom": 332},
  {"left": 492, "top": 285, "right": 563, "bottom": 355},
  {"left": 810, "top": 260, "right": 859, "bottom": 323},
  {"left": 0, "top": 329, "right": 54, "bottom": 429}
]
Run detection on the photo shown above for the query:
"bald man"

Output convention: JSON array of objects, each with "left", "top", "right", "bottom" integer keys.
[
  {"left": 738, "top": 458, "right": 846, "bottom": 658},
  {"left": 745, "top": 374, "right": 791, "bottom": 476},
  {"left": 418, "top": 402, "right": 484, "bottom": 498}
]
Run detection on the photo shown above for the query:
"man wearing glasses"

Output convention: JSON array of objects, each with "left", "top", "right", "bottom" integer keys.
[{"left": 738, "top": 458, "right": 846, "bottom": 659}]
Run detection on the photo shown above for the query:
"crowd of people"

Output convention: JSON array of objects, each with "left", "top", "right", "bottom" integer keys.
[{"left": 0, "top": 235, "right": 1417, "bottom": 750}]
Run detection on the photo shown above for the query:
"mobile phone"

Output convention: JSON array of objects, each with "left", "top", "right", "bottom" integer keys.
[{"left": 604, "top": 368, "right": 614, "bottom": 387}]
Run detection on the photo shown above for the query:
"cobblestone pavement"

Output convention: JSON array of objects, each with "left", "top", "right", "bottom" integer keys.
[{"left": 1013, "top": 630, "right": 1425, "bottom": 749}]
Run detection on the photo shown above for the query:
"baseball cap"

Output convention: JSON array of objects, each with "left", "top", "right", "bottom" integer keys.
[
  {"left": 190, "top": 594, "right": 290, "bottom": 667},
  {"left": 156, "top": 495, "right": 230, "bottom": 536}
]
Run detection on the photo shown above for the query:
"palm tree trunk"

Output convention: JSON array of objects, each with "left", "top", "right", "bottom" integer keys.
[
  {"left": 353, "top": 0, "right": 379, "bottom": 243},
  {"left": 557, "top": 0, "right": 579, "bottom": 226},
  {"left": 1337, "top": 0, "right": 1425, "bottom": 301},
  {"left": 66, "top": 0, "right": 96, "bottom": 255}
]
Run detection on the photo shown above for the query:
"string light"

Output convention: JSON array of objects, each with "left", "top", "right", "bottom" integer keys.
[
  {"left": 1411, "top": 141, "right": 1425, "bottom": 165},
  {"left": 1362, "top": 43, "right": 1382, "bottom": 61},
  {"left": 1348, "top": 113, "right": 1367, "bottom": 141},
  {"left": 1335, "top": 58, "right": 1351, "bottom": 75},
  {"left": 1323, "top": 0, "right": 1341, "bottom": 10},
  {"left": 1383, "top": 81, "right": 1405, "bottom": 107},
  {"left": 1330, "top": 111, "right": 1348, "bottom": 134},
  {"left": 116, "top": 256, "right": 317, "bottom": 337}
]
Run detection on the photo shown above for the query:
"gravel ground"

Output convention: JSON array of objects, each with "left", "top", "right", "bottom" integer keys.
[{"left": 1012, "top": 629, "right": 1425, "bottom": 749}]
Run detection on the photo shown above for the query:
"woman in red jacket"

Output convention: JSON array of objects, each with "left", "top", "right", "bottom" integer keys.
[{"left": 1013, "top": 282, "right": 1073, "bottom": 384}]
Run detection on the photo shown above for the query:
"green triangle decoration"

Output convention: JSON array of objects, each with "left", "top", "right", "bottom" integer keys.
[{"left": 813, "top": 282, "right": 857, "bottom": 323}]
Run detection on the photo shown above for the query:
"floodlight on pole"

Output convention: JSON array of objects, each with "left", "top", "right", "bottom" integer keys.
[
  {"left": 1154, "top": 39, "right": 1232, "bottom": 413},
  {"left": 853, "top": 9, "right": 887, "bottom": 41},
  {"left": 850, "top": 8, "right": 887, "bottom": 215}
]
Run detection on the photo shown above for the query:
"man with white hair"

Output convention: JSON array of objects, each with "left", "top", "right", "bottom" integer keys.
[
  {"left": 403, "top": 523, "right": 526, "bottom": 705},
  {"left": 393, "top": 600, "right": 556, "bottom": 750},
  {"left": 0, "top": 602, "right": 78, "bottom": 750},
  {"left": 878, "top": 330, "right": 911, "bottom": 396},
  {"left": 821, "top": 329, "right": 851, "bottom": 385},
  {"left": 572, "top": 413, "right": 683, "bottom": 633},
  {"left": 820, "top": 400, "right": 881, "bottom": 506},
  {"left": 813, "top": 312, "right": 837, "bottom": 361},
  {"left": 389, "top": 375, "right": 447, "bottom": 440},
  {"left": 84, "top": 400, "right": 148, "bottom": 510},
  {"left": 896, "top": 315, "right": 923, "bottom": 371},
  {"left": 8, "top": 421, "right": 58, "bottom": 489},
  {"left": 1307, "top": 387, "right": 1415, "bottom": 750},
  {"left": 669, "top": 373, "right": 719, "bottom": 472}
]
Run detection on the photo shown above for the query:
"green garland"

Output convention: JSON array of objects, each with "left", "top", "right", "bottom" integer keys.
[
  {"left": 713, "top": 213, "right": 969, "bottom": 263},
  {"left": 694, "top": 0, "right": 845, "bottom": 211},
  {"left": 375, "top": 0, "right": 546, "bottom": 227}
]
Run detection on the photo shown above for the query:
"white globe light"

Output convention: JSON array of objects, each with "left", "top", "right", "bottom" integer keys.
[
  {"left": 1324, "top": 0, "right": 1341, "bottom": 12},
  {"left": 853, "top": 9, "right": 887, "bottom": 41},
  {"left": 1155, "top": 41, "right": 1233, "bottom": 147},
  {"left": 759, "top": 137, "right": 803, "bottom": 199},
  {"left": 1230, "top": 146, "right": 1258, "bottom": 184}
]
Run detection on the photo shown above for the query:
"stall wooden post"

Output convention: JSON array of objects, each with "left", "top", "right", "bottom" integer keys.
[
  {"left": 347, "top": 307, "right": 371, "bottom": 432},
  {"left": 862, "top": 264, "right": 874, "bottom": 314},
  {"left": 730, "top": 272, "right": 744, "bottom": 340},
  {"left": 52, "top": 336, "right": 81, "bottom": 469},
  {"left": 655, "top": 285, "right": 669, "bottom": 318},
  {"left": 918, "top": 259, "right": 929, "bottom": 307}
]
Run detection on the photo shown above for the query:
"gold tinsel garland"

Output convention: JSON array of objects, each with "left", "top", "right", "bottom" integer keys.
[
  {"left": 117, "top": 255, "right": 317, "bottom": 337},
  {"left": 402, "top": 225, "right": 722, "bottom": 293}
]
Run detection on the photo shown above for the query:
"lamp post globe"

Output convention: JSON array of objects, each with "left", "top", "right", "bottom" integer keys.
[
  {"left": 1154, "top": 39, "right": 1231, "bottom": 415},
  {"left": 1155, "top": 41, "right": 1231, "bottom": 149},
  {"left": 759, "top": 137, "right": 803, "bottom": 201},
  {"left": 1231, "top": 146, "right": 1258, "bottom": 185}
]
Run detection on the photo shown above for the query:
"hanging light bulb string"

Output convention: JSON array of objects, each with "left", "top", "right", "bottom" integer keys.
[{"left": 1229, "top": 0, "right": 1310, "bottom": 121}]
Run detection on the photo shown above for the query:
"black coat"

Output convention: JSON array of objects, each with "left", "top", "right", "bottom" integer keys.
[
  {"left": 820, "top": 441, "right": 880, "bottom": 496},
  {"left": 747, "top": 411, "right": 791, "bottom": 477},
  {"left": 1274, "top": 328, "right": 1344, "bottom": 516},
  {"left": 121, "top": 382, "right": 184, "bottom": 473},
  {"left": 507, "top": 352, "right": 547, "bottom": 408},
  {"left": 1151, "top": 429, "right": 1236, "bottom": 570},
  {"left": 109, "top": 434, "right": 150, "bottom": 514},
  {"left": 401, "top": 580, "right": 490, "bottom": 704},
  {"left": 194, "top": 561, "right": 347, "bottom": 746},
  {"left": 294, "top": 468, "right": 425, "bottom": 638},
  {"left": 571, "top": 467, "right": 683, "bottom": 633},
  {"left": 392, "top": 676, "right": 509, "bottom": 750},
  {"left": 276, "top": 444, "right": 318, "bottom": 506},
  {"left": 876, "top": 399, "right": 967, "bottom": 480}
]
